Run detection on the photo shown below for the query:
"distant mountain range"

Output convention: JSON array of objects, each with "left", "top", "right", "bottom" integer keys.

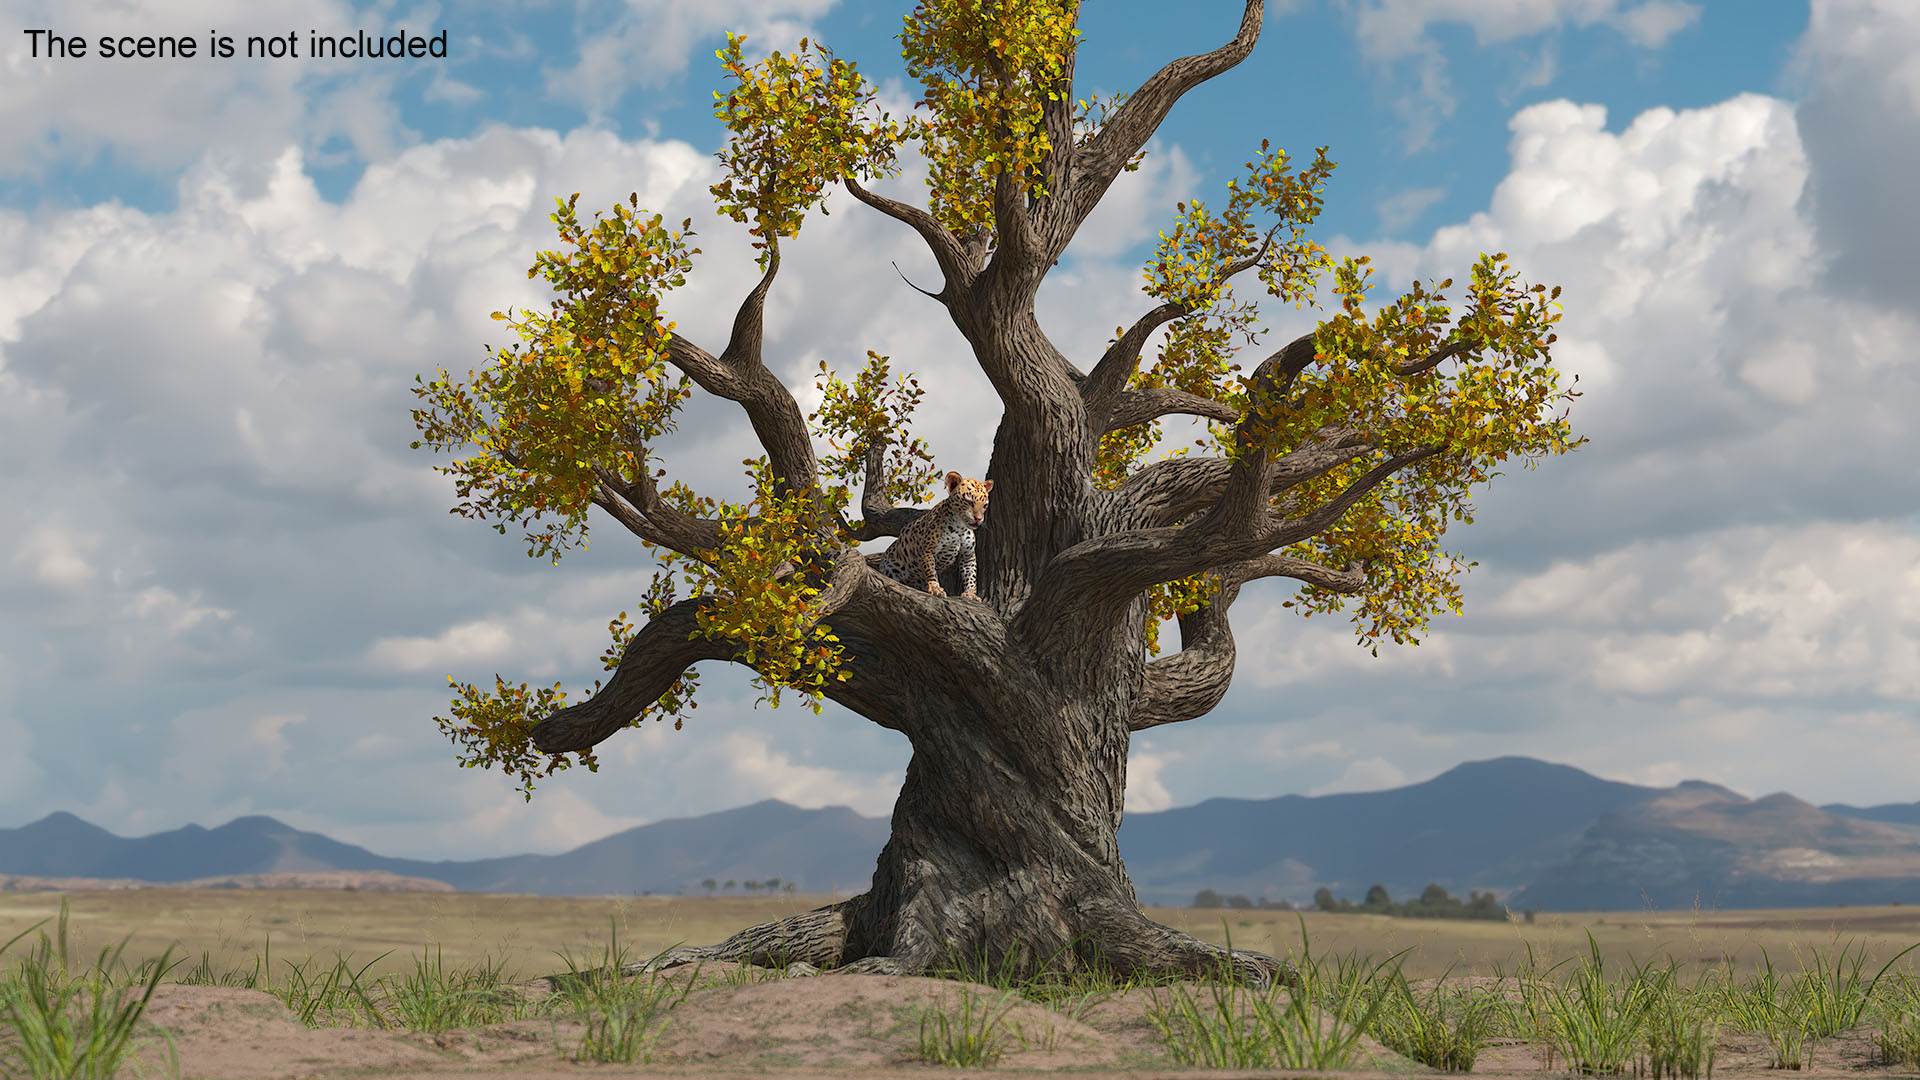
[
  {"left": 3, "top": 757, "right": 1917, "bottom": 911},
  {"left": 1511, "top": 783, "right": 1920, "bottom": 910},
  {"left": 0, "top": 800, "right": 890, "bottom": 897}
]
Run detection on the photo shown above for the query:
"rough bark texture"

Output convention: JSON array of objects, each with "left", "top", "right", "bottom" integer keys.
[{"left": 520, "top": 0, "right": 1458, "bottom": 993}]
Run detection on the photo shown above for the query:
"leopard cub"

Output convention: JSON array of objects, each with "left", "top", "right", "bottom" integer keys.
[{"left": 875, "top": 471, "right": 993, "bottom": 599}]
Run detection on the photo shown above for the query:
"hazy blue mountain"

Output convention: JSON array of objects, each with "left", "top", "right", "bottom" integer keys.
[
  {"left": 0, "top": 801, "right": 890, "bottom": 896},
  {"left": 0, "top": 812, "right": 124, "bottom": 878},
  {"left": 1115, "top": 755, "right": 1669, "bottom": 905},
  {"left": 1824, "top": 801, "right": 1920, "bottom": 827}
]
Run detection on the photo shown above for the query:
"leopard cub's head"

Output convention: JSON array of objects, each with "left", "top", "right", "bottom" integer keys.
[{"left": 942, "top": 470, "right": 993, "bottom": 528}]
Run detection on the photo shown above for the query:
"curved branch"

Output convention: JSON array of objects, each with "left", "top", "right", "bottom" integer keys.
[
  {"left": 1234, "top": 552, "right": 1368, "bottom": 593},
  {"left": 589, "top": 465, "right": 723, "bottom": 559},
  {"left": 1128, "top": 552, "right": 1366, "bottom": 732},
  {"left": 1062, "top": 0, "right": 1263, "bottom": 249},
  {"left": 1130, "top": 575, "right": 1243, "bottom": 732},
  {"left": 1104, "top": 327, "right": 1400, "bottom": 528},
  {"left": 1113, "top": 424, "right": 1375, "bottom": 528},
  {"left": 531, "top": 537, "right": 1033, "bottom": 755},
  {"left": 1207, "top": 330, "right": 1329, "bottom": 533},
  {"left": 842, "top": 176, "right": 977, "bottom": 297},
  {"left": 1270, "top": 445, "right": 1444, "bottom": 547},
  {"left": 661, "top": 249, "right": 820, "bottom": 491},
  {"left": 1082, "top": 302, "right": 1186, "bottom": 416},
  {"left": 1083, "top": 222, "right": 1290, "bottom": 422},
  {"left": 531, "top": 597, "right": 739, "bottom": 755},
  {"left": 1017, "top": 442, "right": 1438, "bottom": 652},
  {"left": 1391, "top": 336, "right": 1476, "bottom": 378},
  {"left": 531, "top": 549, "right": 891, "bottom": 754},
  {"left": 1218, "top": 219, "right": 1289, "bottom": 283},
  {"left": 1103, "top": 387, "right": 1240, "bottom": 433},
  {"left": 841, "top": 443, "right": 923, "bottom": 541},
  {"left": 890, "top": 260, "right": 941, "bottom": 300}
]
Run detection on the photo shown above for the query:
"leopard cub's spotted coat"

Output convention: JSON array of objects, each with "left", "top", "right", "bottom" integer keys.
[{"left": 876, "top": 471, "right": 993, "bottom": 599}]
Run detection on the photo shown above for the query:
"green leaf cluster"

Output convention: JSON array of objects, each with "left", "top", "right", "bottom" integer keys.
[
  {"left": 409, "top": 193, "right": 697, "bottom": 561},
  {"left": 898, "top": 0, "right": 1080, "bottom": 233},
  {"left": 712, "top": 33, "right": 908, "bottom": 267},
  {"left": 1263, "top": 254, "right": 1585, "bottom": 654},
  {"left": 664, "top": 458, "right": 850, "bottom": 711},
  {"left": 811, "top": 350, "right": 944, "bottom": 515}
]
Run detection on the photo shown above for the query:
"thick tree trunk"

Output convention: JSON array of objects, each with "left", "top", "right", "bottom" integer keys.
[{"left": 536, "top": 690, "right": 1294, "bottom": 992}]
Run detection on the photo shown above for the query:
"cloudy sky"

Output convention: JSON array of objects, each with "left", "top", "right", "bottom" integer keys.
[{"left": 3, "top": 0, "right": 1915, "bottom": 865}]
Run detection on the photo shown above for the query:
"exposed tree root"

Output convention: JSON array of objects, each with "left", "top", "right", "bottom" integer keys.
[
  {"left": 530, "top": 890, "right": 1297, "bottom": 994},
  {"left": 1073, "top": 899, "right": 1300, "bottom": 990},
  {"left": 531, "top": 896, "right": 857, "bottom": 993}
]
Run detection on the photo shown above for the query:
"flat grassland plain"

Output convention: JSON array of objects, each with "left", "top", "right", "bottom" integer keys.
[
  {"left": 3, "top": 889, "right": 1920, "bottom": 1078},
  {"left": 2, "top": 890, "right": 1915, "bottom": 984}
]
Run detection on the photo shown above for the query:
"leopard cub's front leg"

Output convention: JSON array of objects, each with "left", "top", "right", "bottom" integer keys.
[
  {"left": 960, "top": 541, "right": 978, "bottom": 600},
  {"left": 919, "top": 537, "right": 946, "bottom": 597}
]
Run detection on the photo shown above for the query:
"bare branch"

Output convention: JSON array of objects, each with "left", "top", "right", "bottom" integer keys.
[
  {"left": 1284, "top": 445, "right": 1443, "bottom": 544},
  {"left": 842, "top": 176, "right": 978, "bottom": 297},
  {"left": 1103, "top": 387, "right": 1239, "bottom": 433},
  {"left": 655, "top": 251, "right": 819, "bottom": 492},
  {"left": 849, "top": 442, "right": 920, "bottom": 540},
  {"left": 1082, "top": 302, "right": 1186, "bottom": 415},
  {"left": 1259, "top": 330, "right": 1325, "bottom": 406},
  {"left": 1114, "top": 424, "right": 1375, "bottom": 528},
  {"left": 661, "top": 334, "right": 747, "bottom": 397},
  {"left": 993, "top": 153, "right": 1043, "bottom": 269},
  {"left": 1084, "top": 223, "right": 1291, "bottom": 422},
  {"left": 1206, "top": 330, "right": 1327, "bottom": 533},
  {"left": 1218, "top": 220, "right": 1289, "bottom": 283},
  {"left": 1390, "top": 336, "right": 1475, "bottom": 377},
  {"left": 1234, "top": 552, "right": 1368, "bottom": 593},
  {"left": 1017, "top": 441, "right": 1437, "bottom": 652},
  {"left": 1060, "top": 0, "right": 1263, "bottom": 251},
  {"left": 891, "top": 260, "right": 942, "bottom": 300},
  {"left": 861, "top": 443, "right": 889, "bottom": 520},
  {"left": 589, "top": 465, "right": 723, "bottom": 559},
  {"left": 531, "top": 597, "right": 739, "bottom": 754},
  {"left": 1129, "top": 574, "right": 1242, "bottom": 732}
]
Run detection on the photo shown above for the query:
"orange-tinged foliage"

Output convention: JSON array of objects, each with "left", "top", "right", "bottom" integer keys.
[
  {"left": 898, "top": 0, "right": 1081, "bottom": 233},
  {"left": 664, "top": 458, "right": 849, "bottom": 711},
  {"left": 811, "top": 351, "right": 944, "bottom": 516},
  {"left": 410, "top": 193, "right": 697, "bottom": 562},
  {"left": 711, "top": 33, "right": 908, "bottom": 268},
  {"left": 1260, "top": 254, "right": 1583, "bottom": 654}
]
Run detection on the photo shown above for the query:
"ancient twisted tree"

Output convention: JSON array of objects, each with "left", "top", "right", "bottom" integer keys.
[{"left": 411, "top": 0, "right": 1584, "bottom": 988}]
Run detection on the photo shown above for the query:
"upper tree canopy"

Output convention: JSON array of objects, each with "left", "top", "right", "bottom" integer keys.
[{"left": 410, "top": 0, "right": 1586, "bottom": 800}]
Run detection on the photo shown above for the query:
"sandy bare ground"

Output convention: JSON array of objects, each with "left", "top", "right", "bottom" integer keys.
[{"left": 83, "top": 964, "right": 1908, "bottom": 1080}]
